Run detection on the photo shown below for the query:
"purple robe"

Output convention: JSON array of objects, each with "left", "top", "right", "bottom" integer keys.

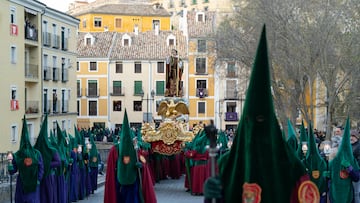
[
  {"left": 90, "top": 166, "right": 98, "bottom": 193},
  {"left": 57, "top": 175, "right": 67, "bottom": 203},
  {"left": 10, "top": 154, "right": 44, "bottom": 203},
  {"left": 69, "top": 150, "right": 79, "bottom": 202},
  {"left": 40, "top": 152, "right": 61, "bottom": 203}
]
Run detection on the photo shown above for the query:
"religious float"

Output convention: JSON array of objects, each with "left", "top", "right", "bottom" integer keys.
[{"left": 140, "top": 49, "right": 202, "bottom": 155}]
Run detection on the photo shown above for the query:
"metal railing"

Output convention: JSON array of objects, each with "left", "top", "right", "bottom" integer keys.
[
  {"left": 25, "top": 25, "right": 38, "bottom": 41},
  {"left": 52, "top": 35, "right": 60, "bottom": 48},
  {"left": 52, "top": 67, "right": 59, "bottom": 81},
  {"left": 25, "top": 64, "right": 39, "bottom": 79},
  {"left": 62, "top": 100, "right": 69, "bottom": 113},
  {"left": 25, "top": 100, "right": 39, "bottom": 114},
  {"left": 43, "top": 32, "right": 51, "bottom": 46},
  {"left": 77, "top": 88, "right": 82, "bottom": 97},
  {"left": 43, "top": 66, "right": 52, "bottom": 81},
  {"left": 61, "top": 68, "right": 68, "bottom": 82},
  {"left": 86, "top": 88, "right": 99, "bottom": 97},
  {"left": 110, "top": 86, "right": 125, "bottom": 96}
]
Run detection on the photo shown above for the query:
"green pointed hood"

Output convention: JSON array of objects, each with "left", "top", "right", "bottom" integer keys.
[
  {"left": 14, "top": 115, "right": 40, "bottom": 193},
  {"left": 34, "top": 114, "right": 57, "bottom": 177},
  {"left": 296, "top": 121, "right": 308, "bottom": 160},
  {"left": 89, "top": 132, "right": 99, "bottom": 167},
  {"left": 329, "top": 117, "right": 359, "bottom": 202},
  {"left": 117, "top": 109, "right": 138, "bottom": 185},
  {"left": 304, "top": 123, "right": 327, "bottom": 193},
  {"left": 56, "top": 122, "right": 70, "bottom": 174},
  {"left": 218, "top": 25, "right": 306, "bottom": 203},
  {"left": 137, "top": 128, "right": 151, "bottom": 150},
  {"left": 286, "top": 119, "right": 298, "bottom": 152},
  {"left": 192, "top": 129, "right": 209, "bottom": 154},
  {"left": 74, "top": 126, "right": 85, "bottom": 168},
  {"left": 217, "top": 130, "right": 229, "bottom": 151}
]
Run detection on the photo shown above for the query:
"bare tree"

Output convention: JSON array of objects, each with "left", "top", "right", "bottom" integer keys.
[{"left": 215, "top": 0, "right": 360, "bottom": 138}]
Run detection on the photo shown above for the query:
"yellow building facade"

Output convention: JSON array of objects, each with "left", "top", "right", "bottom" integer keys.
[
  {"left": 70, "top": 3, "right": 171, "bottom": 33},
  {"left": 1, "top": 0, "right": 79, "bottom": 153}
]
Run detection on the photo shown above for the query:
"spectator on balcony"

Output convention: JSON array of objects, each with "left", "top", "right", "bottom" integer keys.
[{"left": 53, "top": 93, "right": 57, "bottom": 112}]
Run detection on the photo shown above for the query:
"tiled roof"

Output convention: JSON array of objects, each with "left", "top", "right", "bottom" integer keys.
[
  {"left": 77, "top": 32, "right": 116, "bottom": 57},
  {"left": 75, "top": 4, "right": 170, "bottom": 17},
  {"left": 110, "top": 31, "right": 187, "bottom": 60},
  {"left": 187, "top": 11, "right": 216, "bottom": 38}
]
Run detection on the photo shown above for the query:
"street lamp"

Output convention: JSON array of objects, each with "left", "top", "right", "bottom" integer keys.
[{"left": 140, "top": 89, "right": 155, "bottom": 123}]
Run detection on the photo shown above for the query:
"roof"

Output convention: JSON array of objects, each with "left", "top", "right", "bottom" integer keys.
[
  {"left": 77, "top": 32, "right": 116, "bottom": 57},
  {"left": 187, "top": 11, "right": 216, "bottom": 38},
  {"left": 110, "top": 30, "right": 187, "bottom": 60},
  {"left": 77, "top": 30, "right": 187, "bottom": 60},
  {"left": 74, "top": 3, "right": 171, "bottom": 17}
]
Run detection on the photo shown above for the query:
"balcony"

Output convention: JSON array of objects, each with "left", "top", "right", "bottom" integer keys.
[
  {"left": 52, "top": 67, "right": 59, "bottom": 81},
  {"left": 50, "top": 100, "right": 60, "bottom": 113},
  {"left": 196, "top": 88, "right": 208, "bottom": 98},
  {"left": 86, "top": 88, "right": 99, "bottom": 97},
  {"left": 43, "top": 100, "right": 51, "bottom": 113},
  {"left": 62, "top": 38, "right": 68, "bottom": 51},
  {"left": 43, "top": 66, "right": 52, "bottom": 81},
  {"left": 227, "top": 71, "right": 237, "bottom": 78},
  {"left": 43, "top": 32, "right": 51, "bottom": 46},
  {"left": 61, "top": 68, "right": 68, "bottom": 82},
  {"left": 52, "top": 35, "right": 60, "bottom": 48},
  {"left": 77, "top": 88, "right": 82, "bottom": 97},
  {"left": 25, "top": 24, "right": 38, "bottom": 41},
  {"left": 225, "top": 112, "right": 238, "bottom": 121},
  {"left": 25, "top": 64, "right": 39, "bottom": 79},
  {"left": 110, "top": 86, "right": 125, "bottom": 96},
  {"left": 25, "top": 100, "right": 39, "bottom": 114},
  {"left": 62, "top": 100, "right": 69, "bottom": 113}
]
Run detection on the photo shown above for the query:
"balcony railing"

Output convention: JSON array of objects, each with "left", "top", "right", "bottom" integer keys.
[
  {"left": 52, "top": 35, "right": 60, "bottom": 48},
  {"left": 62, "top": 68, "right": 68, "bottom": 82},
  {"left": 25, "top": 100, "right": 39, "bottom": 114},
  {"left": 25, "top": 25, "right": 38, "bottom": 41},
  {"left": 225, "top": 112, "right": 238, "bottom": 121},
  {"left": 62, "top": 100, "right": 69, "bottom": 113},
  {"left": 110, "top": 86, "right": 125, "bottom": 96},
  {"left": 227, "top": 71, "right": 237, "bottom": 78},
  {"left": 43, "top": 66, "right": 52, "bottom": 81},
  {"left": 77, "top": 88, "right": 82, "bottom": 97},
  {"left": 25, "top": 63, "right": 39, "bottom": 79},
  {"left": 86, "top": 88, "right": 99, "bottom": 97},
  {"left": 196, "top": 88, "right": 208, "bottom": 98},
  {"left": 43, "top": 100, "right": 51, "bottom": 113},
  {"left": 43, "top": 32, "right": 51, "bottom": 46},
  {"left": 52, "top": 67, "right": 59, "bottom": 81}
]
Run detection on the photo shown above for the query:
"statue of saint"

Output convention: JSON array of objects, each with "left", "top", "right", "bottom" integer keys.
[{"left": 165, "top": 49, "right": 183, "bottom": 97}]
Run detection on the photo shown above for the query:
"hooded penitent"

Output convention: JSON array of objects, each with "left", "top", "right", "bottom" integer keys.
[
  {"left": 297, "top": 121, "right": 308, "bottom": 160},
  {"left": 329, "top": 117, "right": 360, "bottom": 202},
  {"left": 56, "top": 122, "right": 70, "bottom": 175},
  {"left": 117, "top": 109, "right": 138, "bottom": 185},
  {"left": 14, "top": 116, "right": 41, "bottom": 193},
  {"left": 89, "top": 132, "right": 99, "bottom": 168},
  {"left": 218, "top": 25, "right": 306, "bottom": 203},
  {"left": 34, "top": 114, "right": 57, "bottom": 177},
  {"left": 287, "top": 119, "right": 298, "bottom": 153},
  {"left": 304, "top": 123, "right": 327, "bottom": 195}
]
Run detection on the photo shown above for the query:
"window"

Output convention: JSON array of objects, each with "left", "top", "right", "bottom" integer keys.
[
  {"left": 226, "top": 102, "right": 236, "bottom": 112},
  {"left": 198, "top": 40, "right": 206, "bottom": 52},
  {"left": 88, "top": 80, "right": 98, "bottom": 97},
  {"left": 124, "top": 39, "right": 129, "bottom": 46},
  {"left": 77, "top": 100, "right": 80, "bottom": 116},
  {"left": 113, "top": 100, "right": 122, "bottom": 111},
  {"left": 115, "top": 18, "right": 122, "bottom": 28},
  {"left": 196, "top": 58, "right": 206, "bottom": 74},
  {"left": 10, "top": 7, "right": 16, "bottom": 24},
  {"left": 77, "top": 62, "right": 79, "bottom": 71},
  {"left": 116, "top": 62, "right": 123, "bottom": 73},
  {"left": 197, "top": 80, "right": 207, "bottom": 88},
  {"left": 11, "top": 87, "right": 17, "bottom": 99},
  {"left": 196, "top": 13, "right": 204, "bottom": 22},
  {"left": 94, "top": 17, "right": 102, "bottom": 27},
  {"left": 89, "top": 62, "right": 97, "bottom": 71},
  {"left": 89, "top": 101, "right": 97, "bottom": 116},
  {"left": 152, "top": 20, "right": 160, "bottom": 30},
  {"left": 86, "top": 37, "right": 91, "bottom": 45},
  {"left": 77, "top": 80, "right": 81, "bottom": 97},
  {"left": 227, "top": 62, "right": 236, "bottom": 77},
  {"left": 167, "top": 35, "right": 176, "bottom": 46},
  {"left": 113, "top": 81, "right": 122, "bottom": 95},
  {"left": 82, "top": 19, "right": 87, "bottom": 28},
  {"left": 198, "top": 102, "right": 205, "bottom": 113},
  {"left": 135, "top": 62, "right": 141, "bottom": 73},
  {"left": 157, "top": 62, "right": 164, "bottom": 73},
  {"left": 11, "top": 46, "right": 16, "bottom": 64},
  {"left": 133, "top": 101, "right": 142, "bottom": 111},
  {"left": 226, "top": 80, "right": 237, "bottom": 98},
  {"left": 11, "top": 125, "right": 18, "bottom": 142},
  {"left": 156, "top": 81, "right": 165, "bottom": 95},
  {"left": 192, "top": 0, "right": 197, "bottom": 5},
  {"left": 134, "top": 81, "right": 142, "bottom": 95},
  {"left": 169, "top": 39, "right": 175, "bottom": 46}
]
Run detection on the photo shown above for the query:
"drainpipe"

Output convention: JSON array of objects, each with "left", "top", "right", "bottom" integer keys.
[{"left": 40, "top": 8, "right": 45, "bottom": 122}]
